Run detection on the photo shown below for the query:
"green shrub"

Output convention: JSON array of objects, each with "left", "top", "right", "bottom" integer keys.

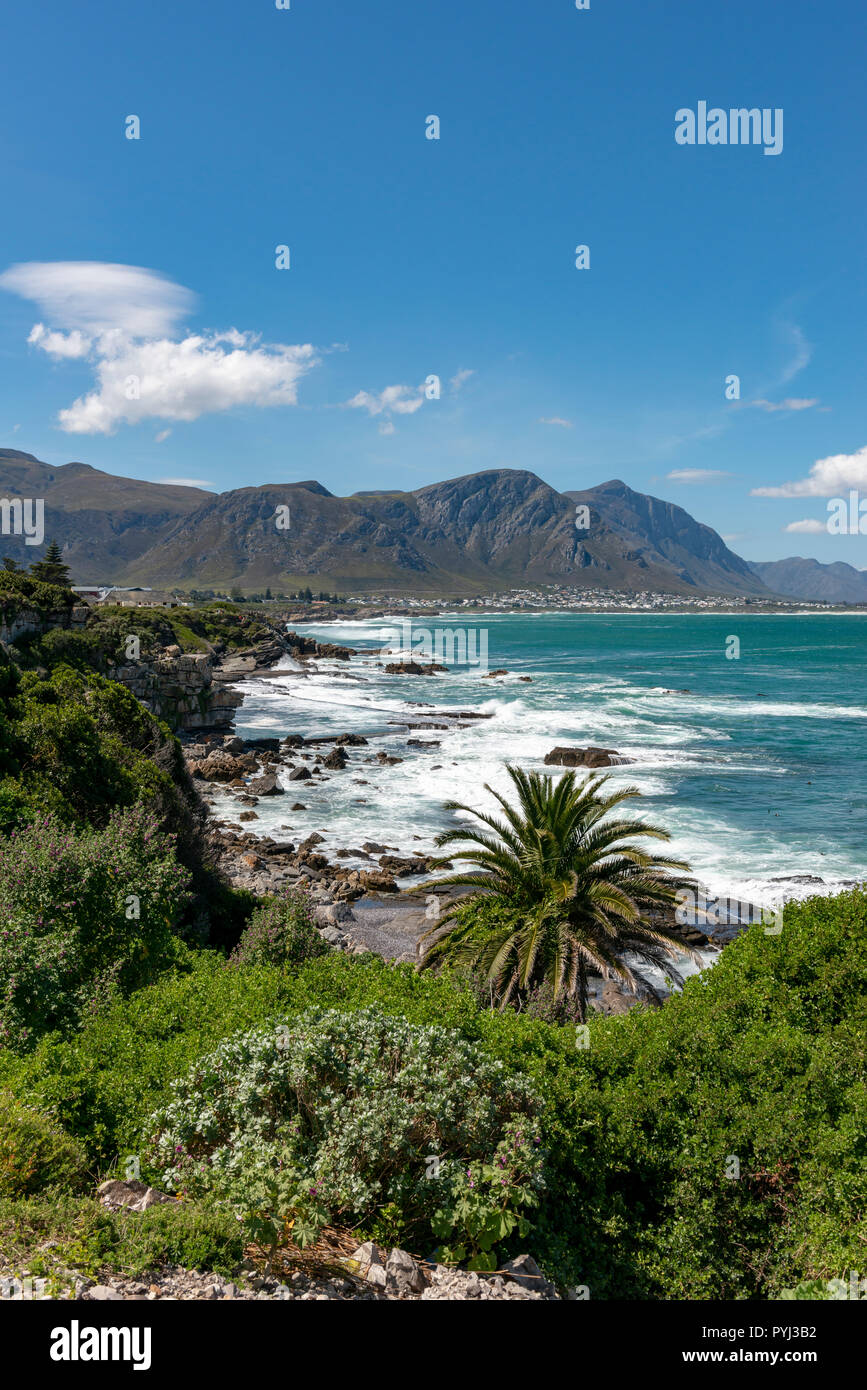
[
  {"left": 0, "top": 805, "right": 191, "bottom": 1049},
  {"left": 0, "top": 1195, "right": 242, "bottom": 1282},
  {"left": 146, "top": 1006, "right": 543, "bottom": 1266},
  {"left": 229, "top": 889, "right": 328, "bottom": 970},
  {"left": 0, "top": 1091, "right": 89, "bottom": 1197},
  {"left": 0, "top": 665, "right": 198, "bottom": 837}
]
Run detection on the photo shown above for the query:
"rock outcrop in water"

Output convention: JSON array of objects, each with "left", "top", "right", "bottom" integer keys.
[{"left": 543, "top": 746, "right": 632, "bottom": 768}]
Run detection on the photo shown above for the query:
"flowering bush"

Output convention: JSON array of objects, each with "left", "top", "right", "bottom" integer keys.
[
  {"left": 228, "top": 889, "right": 328, "bottom": 970},
  {"left": 0, "top": 805, "right": 191, "bottom": 1049},
  {"left": 147, "top": 1006, "right": 543, "bottom": 1266}
]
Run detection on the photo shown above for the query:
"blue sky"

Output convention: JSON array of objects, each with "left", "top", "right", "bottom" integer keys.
[{"left": 1, "top": 0, "right": 865, "bottom": 563}]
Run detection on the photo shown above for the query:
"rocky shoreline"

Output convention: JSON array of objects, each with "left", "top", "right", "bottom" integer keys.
[
  {"left": 185, "top": 625, "right": 838, "bottom": 1001},
  {"left": 175, "top": 632, "right": 723, "bottom": 1000}
]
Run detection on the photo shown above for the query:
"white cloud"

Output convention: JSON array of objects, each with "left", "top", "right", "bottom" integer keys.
[
  {"left": 784, "top": 518, "right": 826, "bottom": 534},
  {"left": 379, "top": 421, "right": 396, "bottom": 436},
  {"left": 450, "top": 368, "right": 475, "bottom": 392},
  {"left": 56, "top": 331, "right": 317, "bottom": 435},
  {"left": 156, "top": 477, "right": 214, "bottom": 489},
  {"left": 749, "top": 397, "right": 818, "bottom": 413},
  {"left": 0, "top": 261, "right": 319, "bottom": 435},
  {"left": 154, "top": 429, "right": 172, "bottom": 443},
  {"left": 666, "top": 468, "right": 731, "bottom": 483},
  {"left": 751, "top": 445, "right": 867, "bottom": 498},
  {"left": 346, "top": 384, "right": 424, "bottom": 417},
  {"left": 539, "top": 416, "right": 573, "bottom": 428},
  {"left": 0, "top": 261, "right": 194, "bottom": 337},
  {"left": 721, "top": 533, "right": 743, "bottom": 542},
  {"left": 27, "top": 324, "right": 92, "bottom": 359}
]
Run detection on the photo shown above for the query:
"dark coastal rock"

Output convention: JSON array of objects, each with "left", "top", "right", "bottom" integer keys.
[
  {"left": 378, "top": 855, "right": 431, "bottom": 875},
  {"left": 483, "top": 668, "right": 509, "bottom": 677},
  {"left": 335, "top": 733, "right": 368, "bottom": 746},
  {"left": 383, "top": 661, "right": 448, "bottom": 675},
  {"left": 374, "top": 751, "right": 404, "bottom": 765},
  {"left": 288, "top": 766, "right": 312, "bottom": 781},
  {"left": 543, "top": 746, "right": 632, "bottom": 768},
  {"left": 323, "top": 747, "right": 348, "bottom": 769},
  {"left": 196, "top": 752, "right": 258, "bottom": 781},
  {"left": 356, "top": 870, "right": 398, "bottom": 893},
  {"left": 285, "top": 631, "right": 355, "bottom": 661},
  {"left": 249, "top": 774, "right": 283, "bottom": 796},
  {"left": 768, "top": 874, "right": 825, "bottom": 885},
  {"left": 407, "top": 739, "right": 440, "bottom": 748}
]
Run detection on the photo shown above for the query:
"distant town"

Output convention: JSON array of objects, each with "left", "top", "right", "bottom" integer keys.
[{"left": 69, "top": 582, "right": 861, "bottom": 617}]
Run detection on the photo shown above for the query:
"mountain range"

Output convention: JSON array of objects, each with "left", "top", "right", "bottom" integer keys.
[
  {"left": 0, "top": 448, "right": 862, "bottom": 602},
  {"left": 747, "top": 557, "right": 867, "bottom": 605}
]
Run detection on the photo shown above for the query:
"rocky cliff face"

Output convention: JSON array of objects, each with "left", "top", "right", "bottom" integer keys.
[
  {"left": 0, "top": 603, "right": 90, "bottom": 646},
  {"left": 565, "top": 480, "right": 764, "bottom": 595},
  {"left": 106, "top": 646, "right": 244, "bottom": 732}
]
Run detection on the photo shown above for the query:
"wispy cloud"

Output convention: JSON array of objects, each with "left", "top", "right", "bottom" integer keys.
[
  {"left": 539, "top": 416, "right": 573, "bottom": 429},
  {"left": 666, "top": 468, "right": 732, "bottom": 483},
  {"left": 154, "top": 429, "right": 171, "bottom": 443},
  {"left": 450, "top": 368, "right": 475, "bottom": 393},
  {"left": 776, "top": 318, "right": 812, "bottom": 386},
  {"left": 0, "top": 261, "right": 319, "bottom": 435},
  {"left": 156, "top": 477, "right": 214, "bottom": 489},
  {"left": 751, "top": 445, "right": 867, "bottom": 497},
  {"left": 748, "top": 397, "right": 818, "bottom": 413},
  {"left": 345, "top": 384, "right": 425, "bottom": 418},
  {"left": 652, "top": 423, "right": 726, "bottom": 456}
]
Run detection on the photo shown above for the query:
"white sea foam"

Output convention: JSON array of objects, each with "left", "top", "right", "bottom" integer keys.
[{"left": 220, "top": 614, "right": 867, "bottom": 901}]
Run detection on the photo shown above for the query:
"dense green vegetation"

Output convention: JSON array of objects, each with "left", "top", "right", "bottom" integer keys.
[
  {"left": 0, "top": 571, "right": 862, "bottom": 1298},
  {"left": 0, "top": 889, "right": 863, "bottom": 1296},
  {"left": 0, "top": 567, "right": 75, "bottom": 626}
]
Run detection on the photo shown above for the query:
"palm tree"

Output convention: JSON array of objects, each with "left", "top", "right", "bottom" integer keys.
[{"left": 417, "top": 765, "right": 700, "bottom": 1019}]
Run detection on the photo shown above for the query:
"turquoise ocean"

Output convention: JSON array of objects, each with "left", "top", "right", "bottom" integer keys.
[{"left": 220, "top": 612, "right": 867, "bottom": 909}]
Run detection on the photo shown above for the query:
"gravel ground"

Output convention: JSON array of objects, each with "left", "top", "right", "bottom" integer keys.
[{"left": 348, "top": 894, "right": 435, "bottom": 961}]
